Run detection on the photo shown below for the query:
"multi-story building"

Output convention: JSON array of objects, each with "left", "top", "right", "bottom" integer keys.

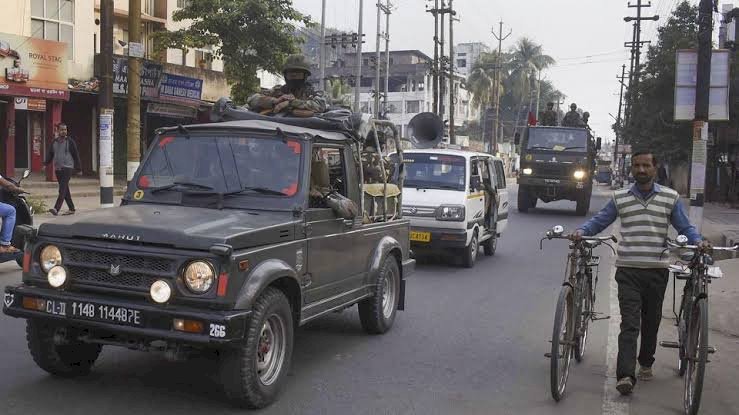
[
  {"left": 455, "top": 42, "right": 490, "bottom": 79},
  {"left": 1, "top": 0, "right": 229, "bottom": 179}
]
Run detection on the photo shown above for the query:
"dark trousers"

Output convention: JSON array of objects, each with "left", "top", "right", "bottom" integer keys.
[
  {"left": 615, "top": 267, "right": 669, "bottom": 383},
  {"left": 54, "top": 168, "right": 75, "bottom": 212}
]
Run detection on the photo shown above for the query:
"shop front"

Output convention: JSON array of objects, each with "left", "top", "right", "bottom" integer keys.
[{"left": 0, "top": 32, "right": 69, "bottom": 179}]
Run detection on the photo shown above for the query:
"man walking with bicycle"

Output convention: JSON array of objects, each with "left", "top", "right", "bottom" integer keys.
[{"left": 573, "top": 150, "right": 710, "bottom": 395}]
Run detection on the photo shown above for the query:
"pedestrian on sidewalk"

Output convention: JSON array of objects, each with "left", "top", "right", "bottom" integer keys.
[
  {"left": 44, "top": 123, "right": 82, "bottom": 216},
  {"left": 572, "top": 150, "right": 710, "bottom": 396},
  {"left": 0, "top": 174, "right": 24, "bottom": 253}
]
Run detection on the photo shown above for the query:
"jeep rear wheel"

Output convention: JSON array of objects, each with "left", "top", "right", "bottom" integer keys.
[
  {"left": 359, "top": 256, "right": 400, "bottom": 334},
  {"left": 26, "top": 320, "right": 102, "bottom": 377},
  {"left": 220, "top": 287, "right": 294, "bottom": 409}
]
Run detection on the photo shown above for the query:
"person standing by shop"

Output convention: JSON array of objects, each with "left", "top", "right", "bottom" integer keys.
[{"left": 44, "top": 123, "right": 81, "bottom": 216}]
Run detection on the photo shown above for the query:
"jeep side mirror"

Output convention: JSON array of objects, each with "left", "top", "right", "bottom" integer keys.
[
  {"left": 325, "top": 192, "right": 358, "bottom": 220},
  {"left": 596, "top": 137, "right": 602, "bottom": 151},
  {"left": 22, "top": 170, "right": 31, "bottom": 179}
]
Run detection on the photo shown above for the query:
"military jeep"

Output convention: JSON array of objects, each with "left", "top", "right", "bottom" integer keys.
[{"left": 3, "top": 101, "right": 416, "bottom": 409}]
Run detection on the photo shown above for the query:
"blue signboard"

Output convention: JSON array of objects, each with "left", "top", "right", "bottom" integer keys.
[{"left": 159, "top": 73, "right": 203, "bottom": 103}]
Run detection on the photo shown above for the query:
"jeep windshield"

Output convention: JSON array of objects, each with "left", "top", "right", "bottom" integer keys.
[
  {"left": 130, "top": 132, "right": 304, "bottom": 209},
  {"left": 527, "top": 128, "right": 588, "bottom": 152},
  {"left": 403, "top": 153, "right": 466, "bottom": 191}
]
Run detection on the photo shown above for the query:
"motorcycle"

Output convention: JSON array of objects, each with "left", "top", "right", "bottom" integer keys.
[{"left": 0, "top": 170, "right": 33, "bottom": 267}]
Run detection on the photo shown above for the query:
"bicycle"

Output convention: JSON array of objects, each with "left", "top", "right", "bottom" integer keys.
[
  {"left": 540, "top": 225, "right": 617, "bottom": 402},
  {"left": 659, "top": 236, "right": 738, "bottom": 415}
]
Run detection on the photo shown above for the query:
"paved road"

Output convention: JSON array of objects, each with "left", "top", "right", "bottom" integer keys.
[{"left": 1, "top": 185, "right": 737, "bottom": 414}]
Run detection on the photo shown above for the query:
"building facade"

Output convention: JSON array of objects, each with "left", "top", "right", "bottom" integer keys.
[
  {"left": 455, "top": 42, "right": 490, "bottom": 79},
  {"left": 1, "top": 0, "right": 229, "bottom": 179}
]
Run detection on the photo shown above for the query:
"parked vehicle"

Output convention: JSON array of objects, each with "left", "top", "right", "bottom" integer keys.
[
  {"left": 0, "top": 169, "right": 32, "bottom": 267},
  {"left": 3, "top": 101, "right": 423, "bottom": 409},
  {"left": 400, "top": 148, "right": 509, "bottom": 268}
]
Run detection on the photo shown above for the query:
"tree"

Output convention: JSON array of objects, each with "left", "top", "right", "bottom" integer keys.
[
  {"left": 326, "top": 78, "right": 352, "bottom": 108},
  {"left": 153, "top": 0, "right": 311, "bottom": 104},
  {"left": 466, "top": 52, "right": 508, "bottom": 110},
  {"left": 621, "top": 1, "right": 698, "bottom": 164},
  {"left": 506, "top": 38, "right": 556, "bottom": 136}
]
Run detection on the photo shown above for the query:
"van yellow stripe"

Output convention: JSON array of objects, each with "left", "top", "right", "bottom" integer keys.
[{"left": 467, "top": 192, "right": 484, "bottom": 199}]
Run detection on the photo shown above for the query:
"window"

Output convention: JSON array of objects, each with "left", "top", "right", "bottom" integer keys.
[
  {"left": 457, "top": 59, "right": 467, "bottom": 68},
  {"left": 494, "top": 160, "right": 506, "bottom": 189},
  {"left": 405, "top": 100, "right": 420, "bottom": 114},
  {"left": 177, "top": 0, "right": 191, "bottom": 7},
  {"left": 386, "top": 101, "right": 402, "bottom": 113},
  {"left": 31, "top": 0, "right": 74, "bottom": 60},
  {"left": 195, "top": 50, "right": 213, "bottom": 70},
  {"left": 310, "top": 147, "right": 347, "bottom": 207}
]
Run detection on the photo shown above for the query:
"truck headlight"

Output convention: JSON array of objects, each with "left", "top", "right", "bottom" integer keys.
[
  {"left": 150, "top": 280, "right": 172, "bottom": 303},
  {"left": 573, "top": 170, "right": 586, "bottom": 180},
  {"left": 522, "top": 168, "right": 533, "bottom": 175},
  {"left": 436, "top": 205, "right": 465, "bottom": 221},
  {"left": 183, "top": 261, "right": 215, "bottom": 293},
  {"left": 40, "top": 245, "right": 62, "bottom": 272}
]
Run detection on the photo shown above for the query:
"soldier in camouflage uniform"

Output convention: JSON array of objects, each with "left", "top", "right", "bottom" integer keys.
[
  {"left": 247, "top": 54, "right": 328, "bottom": 117},
  {"left": 540, "top": 102, "right": 558, "bottom": 126},
  {"left": 561, "top": 103, "right": 582, "bottom": 127},
  {"left": 580, "top": 111, "right": 592, "bottom": 130}
]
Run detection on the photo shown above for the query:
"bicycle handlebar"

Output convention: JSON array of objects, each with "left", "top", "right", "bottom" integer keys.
[
  {"left": 546, "top": 234, "right": 618, "bottom": 243},
  {"left": 666, "top": 240, "right": 739, "bottom": 252}
]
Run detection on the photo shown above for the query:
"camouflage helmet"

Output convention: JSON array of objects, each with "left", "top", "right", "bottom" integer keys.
[{"left": 283, "top": 54, "right": 312, "bottom": 76}]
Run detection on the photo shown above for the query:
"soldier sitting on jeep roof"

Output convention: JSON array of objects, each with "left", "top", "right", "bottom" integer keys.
[{"left": 247, "top": 54, "right": 328, "bottom": 118}]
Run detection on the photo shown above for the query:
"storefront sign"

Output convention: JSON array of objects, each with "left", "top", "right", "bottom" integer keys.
[
  {"left": 147, "top": 102, "right": 197, "bottom": 119},
  {"left": 0, "top": 32, "right": 69, "bottom": 100},
  {"left": 159, "top": 73, "right": 203, "bottom": 105},
  {"left": 14, "top": 97, "right": 46, "bottom": 111},
  {"left": 112, "top": 57, "right": 162, "bottom": 98}
]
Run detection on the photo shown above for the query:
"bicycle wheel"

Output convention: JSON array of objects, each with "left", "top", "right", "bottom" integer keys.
[
  {"left": 677, "top": 291, "right": 691, "bottom": 377},
  {"left": 575, "top": 275, "right": 592, "bottom": 362},
  {"left": 550, "top": 285, "right": 574, "bottom": 402},
  {"left": 684, "top": 298, "right": 708, "bottom": 415}
]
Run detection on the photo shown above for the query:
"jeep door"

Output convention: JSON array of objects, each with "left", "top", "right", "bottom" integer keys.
[{"left": 304, "top": 144, "right": 366, "bottom": 307}]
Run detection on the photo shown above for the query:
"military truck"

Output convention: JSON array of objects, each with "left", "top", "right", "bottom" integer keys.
[
  {"left": 515, "top": 126, "right": 601, "bottom": 216},
  {"left": 3, "top": 100, "right": 420, "bottom": 409}
]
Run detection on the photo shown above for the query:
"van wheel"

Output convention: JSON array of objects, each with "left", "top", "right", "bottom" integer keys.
[
  {"left": 359, "top": 256, "right": 400, "bottom": 334},
  {"left": 26, "top": 320, "right": 102, "bottom": 377},
  {"left": 462, "top": 232, "right": 479, "bottom": 268},
  {"left": 220, "top": 287, "right": 293, "bottom": 409}
]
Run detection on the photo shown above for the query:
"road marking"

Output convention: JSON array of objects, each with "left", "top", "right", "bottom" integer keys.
[{"left": 602, "top": 264, "right": 630, "bottom": 415}]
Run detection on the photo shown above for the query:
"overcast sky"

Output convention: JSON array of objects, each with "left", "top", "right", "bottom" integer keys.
[{"left": 292, "top": 0, "right": 691, "bottom": 143}]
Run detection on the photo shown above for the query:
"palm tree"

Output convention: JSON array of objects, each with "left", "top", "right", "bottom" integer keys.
[
  {"left": 507, "top": 38, "right": 555, "bottom": 135},
  {"left": 466, "top": 52, "right": 508, "bottom": 111},
  {"left": 325, "top": 78, "right": 352, "bottom": 108}
]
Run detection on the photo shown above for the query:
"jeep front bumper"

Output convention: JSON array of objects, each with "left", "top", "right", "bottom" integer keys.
[{"left": 3, "top": 285, "right": 251, "bottom": 346}]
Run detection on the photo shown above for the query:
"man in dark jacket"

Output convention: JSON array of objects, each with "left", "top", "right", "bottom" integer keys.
[{"left": 44, "top": 123, "right": 82, "bottom": 216}]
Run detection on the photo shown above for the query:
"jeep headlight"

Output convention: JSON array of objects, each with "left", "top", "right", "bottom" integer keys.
[
  {"left": 522, "top": 168, "right": 533, "bottom": 175},
  {"left": 183, "top": 261, "right": 215, "bottom": 293},
  {"left": 573, "top": 170, "right": 586, "bottom": 180},
  {"left": 40, "top": 245, "right": 62, "bottom": 273},
  {"left": 436, "top": 205, "right": 465, "bottom": 221}
]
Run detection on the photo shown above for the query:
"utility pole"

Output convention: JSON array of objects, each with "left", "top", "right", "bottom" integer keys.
[
  {"left": 614, "top": 64, "right": 627, "bottom": 181},
  {"left": 624, "top": 1, "right": 658, "bottom": 102},
  {"left": 374, "top": 1, "right": 382, "bottom": 117},
  {"left": 448, "top": 0, "right": 456, "bottom": 144},
  {"left": 383, "top": 0, "right": 392, "bottom": 116},
  {"left": 354, "top": 0, "right": 364, "bottom": 113},
  {"left": 319, "top": 0, "right": 326, "bottom": 93},
  {"left": 439, "top": 0, "right": 446, "bottom": 119},
  {"left": 492, "top": 21, "right": 511, "bottom": 154},
  {"left": 689, "top": 0, "right": 714, "bottom": 232},
  {"left": 126, "top": 0, "right": 141, "bottom": 184},
  {"left": 98, "top": 0, "right": 114, "bottom": 208},
  {"left": 427, "top": 0, "right": 440, "bottom": 115}
]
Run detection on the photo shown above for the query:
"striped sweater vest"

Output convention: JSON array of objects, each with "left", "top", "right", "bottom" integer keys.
[{"left": 613, "top": 186, "right": 679, "bottom": 269}]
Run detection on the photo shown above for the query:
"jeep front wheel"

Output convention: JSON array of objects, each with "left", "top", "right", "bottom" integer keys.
[
  {"left": 359, "top": 256, "right": 400, "bottom": 334},
  {"left": 26, "top": 320, "right": 102, "bottom": 377},
  {"left": 220, "top": 287, "right": 294, "bottom": 409}
]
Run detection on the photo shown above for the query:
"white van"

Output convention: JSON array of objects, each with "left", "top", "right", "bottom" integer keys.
[{"left": 399, "top": 149, "right": 509, "bottom": 268}]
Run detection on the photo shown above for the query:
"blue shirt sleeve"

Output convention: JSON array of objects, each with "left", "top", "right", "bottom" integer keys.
[
  {"left": 578, "top": 199, "right": 618, "bottom": 236},
  {"left": 671, "top": 200, "right": 702, "bottom": 244}
]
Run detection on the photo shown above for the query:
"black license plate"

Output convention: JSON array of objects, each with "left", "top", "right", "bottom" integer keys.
[{"left": 70, "top": 301, "right": 143, "bottom": 326}]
